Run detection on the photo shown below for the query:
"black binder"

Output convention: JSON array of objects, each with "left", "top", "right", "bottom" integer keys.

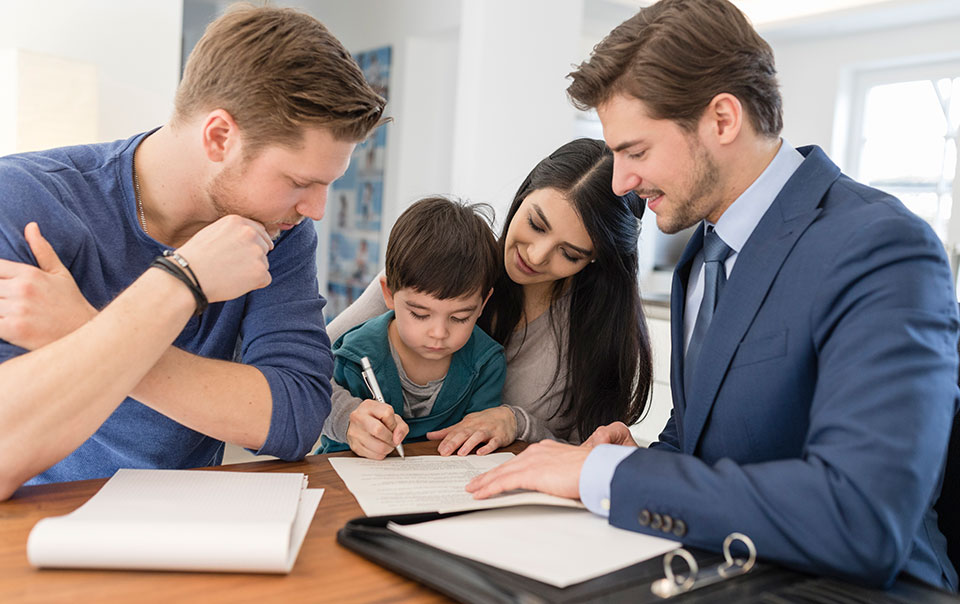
[{"left": 338, "top": 512, "right": 960, "bottom": 604}]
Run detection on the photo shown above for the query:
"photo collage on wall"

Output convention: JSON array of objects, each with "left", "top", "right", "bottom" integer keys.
[{"left": 325, "top": 46, "right": 391, "bottom": 321}]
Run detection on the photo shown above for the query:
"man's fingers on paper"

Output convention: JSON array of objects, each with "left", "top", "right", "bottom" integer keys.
[{"left": 466, "top": 460, "right": 528, "bottom": 499}]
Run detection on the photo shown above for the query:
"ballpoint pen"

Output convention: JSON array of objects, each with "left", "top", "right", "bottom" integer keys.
[{"left": 360, "top": 356, "right": 405, "bottom": 458}]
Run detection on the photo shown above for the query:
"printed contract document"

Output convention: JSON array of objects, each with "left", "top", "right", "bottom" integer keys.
[
  {"left": 329, "top": 453, "right": 585, "bottom": 516},
  {"left": 27, "top": 469, "right": 323, "bottom": 573}
]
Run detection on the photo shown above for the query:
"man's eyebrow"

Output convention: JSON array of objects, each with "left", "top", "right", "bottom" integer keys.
[
  {"left": 288, "top": 174, "right": 331, "bottom": 185},
  {"left": 611, "top": 138, "right": 644, "bottom": 153},
  {"left": 532, "top": 204, "right": 592, "bottom": 256}
]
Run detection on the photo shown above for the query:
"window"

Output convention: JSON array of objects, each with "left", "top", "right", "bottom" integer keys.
[{"left": 847, "top": 61, "right": 960, "bottom": 286}]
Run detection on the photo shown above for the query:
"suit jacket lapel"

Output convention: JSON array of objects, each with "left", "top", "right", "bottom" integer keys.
[{"left": 679, "top": 146, "right": 840, "bottom": 454}]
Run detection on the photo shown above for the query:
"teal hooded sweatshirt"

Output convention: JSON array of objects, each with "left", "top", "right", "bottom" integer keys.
[{"left": 318, "top": 311, "right": 506, "bottom": 453}]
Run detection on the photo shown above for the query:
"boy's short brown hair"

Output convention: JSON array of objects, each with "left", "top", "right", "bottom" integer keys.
[
  {"left": 385, "top": 197, "right": 500, "bottom": 300},
  {"left": 567, "top": 0, "right": 782, "bottom": 138},
  {"left": 174, "top": 4, "right": 387, "bottom": 154}
]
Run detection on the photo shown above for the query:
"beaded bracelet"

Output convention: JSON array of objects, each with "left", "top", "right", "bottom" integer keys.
[{"left": 150, "top": 255, "right": 209, "bottom": 316}]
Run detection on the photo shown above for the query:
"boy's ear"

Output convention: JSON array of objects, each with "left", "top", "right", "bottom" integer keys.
[{"left": 379, "top": 274, "right": 396, "bottom": 310}]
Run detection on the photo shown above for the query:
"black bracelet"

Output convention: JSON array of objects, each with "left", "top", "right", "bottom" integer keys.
[
  {"left": 150, "top": 256, "right": 209, "bottom": 316},
  {"left": 162, "top": 250, "right": 203, "bottom": 291}
]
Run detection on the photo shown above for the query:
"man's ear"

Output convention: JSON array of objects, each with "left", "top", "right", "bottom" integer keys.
[
  {"left": 200, "top": 109, "right": 242, "bottom": 163},
  {"left": 379, "top": 274, "right": 396, "bottom": 310},
  {"left": 700, "top": 92, "right": 743, "bottom": 145}
]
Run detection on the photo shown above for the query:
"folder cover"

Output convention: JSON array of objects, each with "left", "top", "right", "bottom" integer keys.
[{"left": 338, "top": 513, "right": 960, "bottom": 604}]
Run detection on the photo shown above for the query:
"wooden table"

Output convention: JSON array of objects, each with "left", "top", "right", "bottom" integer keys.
[{"left": 0, "top": 441, "right": 522, "bottom": 603}]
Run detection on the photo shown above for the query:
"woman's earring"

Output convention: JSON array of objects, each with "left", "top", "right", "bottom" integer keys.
[{"left": 590, "top": 259, "right": 596, "bottom": 263}]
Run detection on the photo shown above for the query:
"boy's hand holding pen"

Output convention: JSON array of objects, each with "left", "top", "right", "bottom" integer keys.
[{"left": 344, "top": 357, "right": 408, "bottom": 460}]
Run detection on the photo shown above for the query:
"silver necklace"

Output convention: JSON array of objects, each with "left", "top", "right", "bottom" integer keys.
[{"left": 133, "top": 155, "right": 148, "bottom": 234}]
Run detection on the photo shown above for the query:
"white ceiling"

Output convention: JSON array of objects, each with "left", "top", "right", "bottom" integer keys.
[{"left": 598, "top": 0, "right": 960, "bottom": 39}]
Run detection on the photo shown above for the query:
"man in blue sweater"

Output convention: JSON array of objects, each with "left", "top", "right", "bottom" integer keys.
[{"left": 0, "top": 6, "right": 386, "bottom": 498}]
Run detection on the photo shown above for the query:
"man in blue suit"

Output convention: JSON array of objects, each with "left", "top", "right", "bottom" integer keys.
[{"left": 467, "top": 0, "right": 959, "bottom": 591}]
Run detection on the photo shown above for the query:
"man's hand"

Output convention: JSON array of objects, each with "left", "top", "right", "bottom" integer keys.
[
  {"left": 427, "top": 405, "right": 517, "bottom": 456},
  {"left": 175, "top": 215, "right": 274, "bottom": 303},
  {"left": 582, "top": 421, "right": 639, "bottom": 448},
  {"left": 0, "top": 222, "right": 97, "bottom": 350},
  {"left": 346, "top": 399, "right": 409, "bottom": 460},
  {"left": 465, "top": 440, "right": 589, "bottom": 500}
]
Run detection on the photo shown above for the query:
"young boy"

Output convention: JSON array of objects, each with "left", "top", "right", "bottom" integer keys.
[{"left": 318, "top": 197, "right": 505, "bottom": 458}]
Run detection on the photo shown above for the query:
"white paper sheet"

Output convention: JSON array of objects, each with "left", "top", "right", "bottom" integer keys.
[
  {"left": 388, "top": 505, "right": 680, "bottom": 587},
  {"left": 328, "top": 453, "right": 585, "bottom": 516},
  {"left": 27, "top": 469, "right": 323, "bottom": 573}
]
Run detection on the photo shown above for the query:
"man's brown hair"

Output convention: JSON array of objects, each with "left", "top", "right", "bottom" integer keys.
[
  {"left": 385, "top": 197, "right": 500, "bottom": 301},
  {"left": 567, "top": 0, "right": 782, "bottom": 138},
  {"left": 174, "top": 4, "right": 387, "bottom": 152}
]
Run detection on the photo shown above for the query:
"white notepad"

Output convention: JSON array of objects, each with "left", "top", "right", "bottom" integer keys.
[
  {"left": 329, "top": 453, "right": 585, "bottom": 516},
  {"left": 27, "top": 469, "right": 323, "bottom": 573},
  {"left": 388, "top": 506, "right": 680, "bottom": 588}
]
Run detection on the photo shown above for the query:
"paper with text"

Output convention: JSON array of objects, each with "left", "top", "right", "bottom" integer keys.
[
  {"left": 27, "top": 469, "right": 323, "bottom": 573},
  {"left": 328, "top": 453, "right": 584, "bottom": 516},
  {"left": 388, "top": 506, "right": 680, "bottom": 587}
]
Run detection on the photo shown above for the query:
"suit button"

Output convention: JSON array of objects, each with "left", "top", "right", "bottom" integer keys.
[
  {"left": 651, "top": 513, "right": 663, "bottom": 530},
  {"left": 638, "top": 510, "right": 651, "bottom": 526},
  {"left": 673, "top": 519, "right": 687, "bottom": 537},
  {"left": 662, "top": 515, "right": 674, "bottom": 533}
]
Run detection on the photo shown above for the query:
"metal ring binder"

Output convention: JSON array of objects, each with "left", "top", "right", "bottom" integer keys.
[{"left": 651, "top": 532, "right": 757, "bottom": 599}]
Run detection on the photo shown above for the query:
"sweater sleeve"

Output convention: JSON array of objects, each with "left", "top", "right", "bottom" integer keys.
[{"left": 237, "top": 221, "right": 332, "bottom": 461}]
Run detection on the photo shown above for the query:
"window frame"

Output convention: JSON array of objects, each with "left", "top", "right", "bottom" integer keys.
[{"left": 846, "top": 59, "right": 960, "bottom": 279}]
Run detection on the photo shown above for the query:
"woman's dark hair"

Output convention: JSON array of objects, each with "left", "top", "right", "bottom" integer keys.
[{"left": 478, "top": 138, "right": 653, "bottom": 438}]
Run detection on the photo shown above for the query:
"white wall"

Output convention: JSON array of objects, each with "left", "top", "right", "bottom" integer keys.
[
  {"left": 450, "top": 0, "right": 583, "bottom": 228},
  {"left": 0, "top": 0, "right": 183, "bottom": 144},
  {"left": 770, "top": 16, "right": 960, "bottom": 170}
]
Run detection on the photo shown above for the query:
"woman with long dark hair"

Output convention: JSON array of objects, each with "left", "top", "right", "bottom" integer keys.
[{"left": 322, "top": 138, "right": 652, "bottom": 453}]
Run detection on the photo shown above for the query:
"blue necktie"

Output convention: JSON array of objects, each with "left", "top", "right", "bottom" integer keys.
[{"left": 684, "top": 227, "right": 732, "bottom": 396}]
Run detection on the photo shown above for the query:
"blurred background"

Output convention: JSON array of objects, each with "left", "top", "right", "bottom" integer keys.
[{"left": 2, "top": 0, "right": 959, "bottom": 310}]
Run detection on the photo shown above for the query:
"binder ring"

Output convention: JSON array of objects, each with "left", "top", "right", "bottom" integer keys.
[
  {"left": 661, "top": 548, "right": 698, "bottom": 592},
  {"left": 719, "top": 532, "right": 756, "bottom": 577},
  {"left": 652, "top": 533, "right": 757, "bottom": 598}
]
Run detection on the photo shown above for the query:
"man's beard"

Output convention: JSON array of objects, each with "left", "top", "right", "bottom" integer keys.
[
  {"left": 657, "top": 138, "right": 722, "bottom": 234},
  {"left": 207, "top": 165, "right": 296, "bottom": 242}
]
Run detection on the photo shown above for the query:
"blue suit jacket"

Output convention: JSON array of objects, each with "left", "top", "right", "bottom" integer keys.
[{"left": 609, "top": 146, "right": 959, "bottom": 590}]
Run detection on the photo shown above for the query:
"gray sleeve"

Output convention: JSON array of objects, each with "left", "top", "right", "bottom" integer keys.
[
  {"left": 326, "top": 270, "right": 388, "bottom": 342},
  {"left": 508, "top": 404, "right": 572, "bottom": 444},
  {"left": 318, "top": 271, "right": 388, "bottom": 447},
  {"left": 320, "top": 384, "right": 364, "bottom": 443}
]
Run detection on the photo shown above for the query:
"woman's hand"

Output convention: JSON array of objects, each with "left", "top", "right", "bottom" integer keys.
[{"left": 427, "top": 405, "right": 518, "bottom": 456}]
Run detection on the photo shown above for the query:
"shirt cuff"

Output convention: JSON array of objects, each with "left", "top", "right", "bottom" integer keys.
[{"left": 579, "top": 445, "right": 636, "bottom": 517}]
